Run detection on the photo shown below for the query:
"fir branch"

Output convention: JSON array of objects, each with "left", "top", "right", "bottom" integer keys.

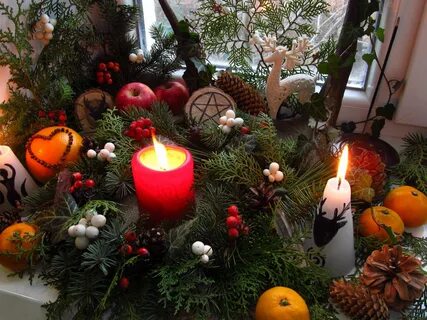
[
  {"left": 81, "top": 239, "right": 119, "bottom": 276},
  {"left": 393, "top": 133, "right": 427, "bottom": 193},
  {"left": 201, "top": 145, "right": 263, "bottom": 186}
]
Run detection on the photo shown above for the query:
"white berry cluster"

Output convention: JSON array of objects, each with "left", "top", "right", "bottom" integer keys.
[
  {"left": 68, "top": 209, "right": 107, "bottom": 250},
  {"left": 218, "top": 110, "right": 244, "bottom": 134},
  {"left": 33, "top": 13, "right": 56, "bottom": 44},
  {"left": 87, "top": 142, "right": 116, "bottom": 162},
  {"left": 191, "top": 241, "right": 213, "bottom": 264},
  {"left": 129, "top": 49, "right": 145, "bottom": 64},
  {"left": 263, "top": 162, "right": 284, "bottom": 183}
]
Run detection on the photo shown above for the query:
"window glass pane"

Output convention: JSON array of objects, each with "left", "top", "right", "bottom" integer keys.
[{"left": 140, "top": 0, "right": 371, "bottom": 89}]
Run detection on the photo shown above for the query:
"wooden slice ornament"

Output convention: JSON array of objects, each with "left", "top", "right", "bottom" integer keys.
[
  {"left": 185, "top": 87, "right": 236, "bottom": 124},
  {"left": 75, "top": 89, "right": 114, "bottom": 133}
]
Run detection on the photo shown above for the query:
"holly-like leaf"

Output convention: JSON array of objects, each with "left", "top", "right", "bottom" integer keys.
[
  {"left": 376, "top": 103, "right": 395, "bottom": 120},
  {"left": 362, "top": 53, "right": 376, "bottom": 66},
  {"left": 376, "top": 28, "right": 385, "bottom": 42},
  {"left": 371, "top": 118, "right": 385, "bottom": 138}
]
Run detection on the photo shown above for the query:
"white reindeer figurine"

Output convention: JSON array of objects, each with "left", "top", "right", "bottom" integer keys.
[{"left": 252, "top": 35, "right": 316, "bottom": 119}]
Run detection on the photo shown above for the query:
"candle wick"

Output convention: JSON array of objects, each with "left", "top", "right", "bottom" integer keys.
[{"left": 337, "top": 177, "right": 342, "bottom": 190}]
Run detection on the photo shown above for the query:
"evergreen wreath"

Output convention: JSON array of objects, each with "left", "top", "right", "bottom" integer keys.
[{"left": 0, "top": 1, "right": 426, "bottom": 320}]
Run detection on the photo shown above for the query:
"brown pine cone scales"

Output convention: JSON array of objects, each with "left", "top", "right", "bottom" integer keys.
[
  {"left": 361, "top": 245, "right": 427, "bottom": 311},
  {"left": 330, "top": 279, "right": 389, "bottom": 320},
  {"left": 216, "top": 71, "right": 267, "bottom": 115}
]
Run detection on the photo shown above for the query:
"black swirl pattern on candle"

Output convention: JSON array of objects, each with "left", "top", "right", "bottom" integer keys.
[
  {"left": 313, "top": 197, "right": 350, "bottom": 247},
  {"left": 306, "top": 247, "right": 326, "bottom": 267},
  {"left": 0, "top": 163, "right": 26, "bottom": 208}
]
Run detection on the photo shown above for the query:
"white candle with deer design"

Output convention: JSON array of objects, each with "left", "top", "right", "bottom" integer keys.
[
  {"left": 312, "top": 145, "right": 355, "bottom": 277},
  {"left": 0, "top": 146, "right": 38, "bottom": 214}
]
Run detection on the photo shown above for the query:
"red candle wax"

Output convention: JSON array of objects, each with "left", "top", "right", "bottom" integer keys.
[{"left": 131, "top": 145, "right": 194, "bottom": 223}]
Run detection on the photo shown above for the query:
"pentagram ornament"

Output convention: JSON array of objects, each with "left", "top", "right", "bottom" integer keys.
[{"left": 185, "top": 87, "right": 236, "bottom": 124}]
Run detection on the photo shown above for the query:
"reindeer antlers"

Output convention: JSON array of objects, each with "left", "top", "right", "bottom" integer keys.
[{"left": 250, "top": 34, "right": 311, "bottom": 70}]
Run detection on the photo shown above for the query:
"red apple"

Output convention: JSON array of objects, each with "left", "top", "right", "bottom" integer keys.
[
  {"left": 154, "top": 81, "right": 190, "bottom": 115},
  {"left": 115, "top": 82, "right": 157, "bottom": 110}
]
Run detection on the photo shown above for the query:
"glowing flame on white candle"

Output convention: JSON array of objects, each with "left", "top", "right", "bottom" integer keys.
[
  {"left": 337, "top": 144, "right": 349, "bottom": 180},
  {"left": 152, "top": 134, "right": 169, "bottom": 171}
]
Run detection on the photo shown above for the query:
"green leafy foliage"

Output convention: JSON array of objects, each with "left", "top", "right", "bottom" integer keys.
[
  {"left": 393, "top": 133, "right": 427, "bottom": 193},
  {"left": 191, "top": 0, "right": 331, "bottom": 89}
]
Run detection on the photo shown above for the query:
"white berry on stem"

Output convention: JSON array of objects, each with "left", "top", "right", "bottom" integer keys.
[
  {"left": 203, "top": 245, "right": 213, "bottom": 256},
  {"left": 129, "top": 53, "right": 137, "bottom": 62},
  {"left": 200, "top": 254, "right": 210, "bottom": 264},
  {"left": 226, "top": 118, "right": 235, "bottom": 127},
  {"left": 85, "top": 226, "right": 99, "bottom": 239},
  {"left": 225, "top": 110, "right": 235, "bottom": 119},
  {"left": 99, "top": 148, "right": 110, "bottom": 159},
  {"left": 74, "top": 224, "right": 86, "bottom": 237},
  {"left": 104, "top": 142, "right": 115, "bottom": 152},
  {"left": 40, "top": 14, "right": 50, "bottom": 24},
  {"left": 222, "top": 125, "right": 231, "bottom": 134},
  {"left": 263, "top": 169, "right": 270, "bottom": 177},
  {"left": 75, "top": 237, "right": 89, "bottom": 250},
  {"left": 87, "top": 149, "right": 97, "bottom": 158},
  {"left": 219, "top": 116, "right": 227, "bottom": 125},
  {"left": 79, "top": 218, "right": 88, "bottom": 226},
  {"left": 269, "top": 162, "right": 280, "bottom": 173},
  {"left": 91, "top": 214, "right": 107, "bottom": 228},
  {"left": 191, "top": 241, "right": 205, "bottom": 255},
  {"left": 234, "top": 117, "right": 244, "bottom": 126},
  {"left": 68, "top": 225, "right": 77, "bottom": 237},
  {"left": 44, "top": 23, "right": 54, "bottom": 32},
  {"left": 275, "top": 171, "right": 284, "bottom": 182}
]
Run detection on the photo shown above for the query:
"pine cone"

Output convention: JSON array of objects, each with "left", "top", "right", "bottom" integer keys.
[
  {"left": 139, "top": 227, "right": 167, "bottom": 259},
  {"left": 0, "top": 211, "right": 20, "bottom": 233},
  {"left": 216, "top": 72, "right": 267, "bottom": 115},
  {"left": 249, "top": 182, "right": 279, "bottom": 211},
  {"left": 361, "top": 245, "right": 427, "bottom": 311},
  {"left": 349, "top": 146, "right": 386, "bottom": 195},
  {"left": 330, "top": 279, "right": 389, "bottom": 320}
]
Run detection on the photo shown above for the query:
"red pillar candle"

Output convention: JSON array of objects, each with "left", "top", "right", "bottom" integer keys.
[{"left": 131, "top": 138, "right": 194, "bottom": 223}]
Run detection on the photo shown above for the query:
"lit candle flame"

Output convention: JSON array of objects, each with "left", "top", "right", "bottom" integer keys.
[
  {"left": 152, "top": 134, "right": 169, "bottom": 171},
  {"left": 337, "top": 145, "right": 349, "bottom": 180}
]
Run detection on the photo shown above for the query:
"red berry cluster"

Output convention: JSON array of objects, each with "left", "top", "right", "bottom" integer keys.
[
  {"left": 120, "top": 230, "right": 151, "bottom": 258},
  {"left": 226, "top": 205, "right": 249, "bottom": 239},
  {"left": 69, "top": 172, "right": 96, "bottom": 193},
  {"left": 124, "top": 117, "right": 155, "bottom": 141},
  {"left": 240, "top": 126, "right": 250, "bottom": 135},
  {"left": 119, "top": 277, "right": 129, "bottom": 289},
  {"left": 96, "top": 61, "right": 120, "bottom": 85},
  {"left": 38, "top": 110, "right": 67, "bottom": 126}
]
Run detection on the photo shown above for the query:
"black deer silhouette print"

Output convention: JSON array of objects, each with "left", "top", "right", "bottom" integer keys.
[
  {"left": 313, "top": 197, "right": 350, "bottom": 247},
  {"left": 0, "top": 163, "right": 29, "bottom": 208}
]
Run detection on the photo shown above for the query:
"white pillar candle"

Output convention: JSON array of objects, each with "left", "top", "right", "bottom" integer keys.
[
  {"left": 312, "top": 145, "right": 355, "bottom": 277},
  {"left": 0, "top": 146, "right": 38, "bottom": 213}
]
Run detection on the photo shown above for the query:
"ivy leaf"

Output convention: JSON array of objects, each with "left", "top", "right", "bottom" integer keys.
[
  {"left": 376, "top": 28, "right": 385, "bottom": 42},
  {"left": 371, "top": 118, "right": 385, "bottom": 138},
  {"left": 317, "top": 61, "right": 329, "bottom": 74},
  {"left": 341, "top": 121, "right": 356, "bottom": 133},
  {"left": 376, "top": 103, "right": 395, "bottom": 120},
  {"left": 362, "top": 53, "right": 376, "bottom": 66}
]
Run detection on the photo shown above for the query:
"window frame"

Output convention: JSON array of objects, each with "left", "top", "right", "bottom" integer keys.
[{"left": 135, "top": 0, "right": 424, "bottom": 133}]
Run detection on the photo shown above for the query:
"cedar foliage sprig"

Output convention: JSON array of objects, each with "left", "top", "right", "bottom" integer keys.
[{"left": 191, "top": 0, "right": 333, "bottom": 89}]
